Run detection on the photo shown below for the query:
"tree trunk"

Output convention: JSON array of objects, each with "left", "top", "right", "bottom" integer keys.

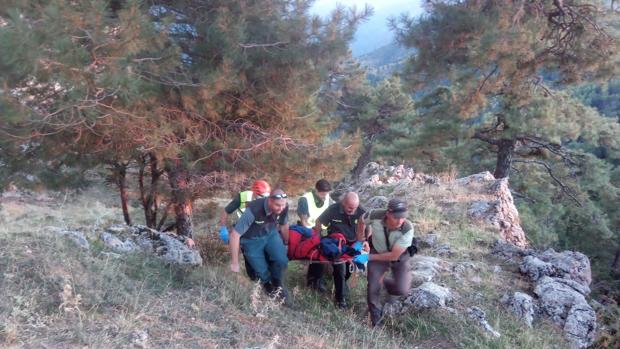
[
  {"left": 612, "top": 241, "right": 620, "bottom": 274},
  {"left": 352, "top": 142, "right": 373, "bottom": 177},
  {"left": 166, "top": 159, "right": 193, "bottom": 238},
  {"left": 494, "top": 139, "right": 516, "bottom": 179},
  {"left": 114, "top": 162, "right": 132, "bottom": 225},
  {"left": 138, "top": 154, "right": 162, "bottom": 229}
]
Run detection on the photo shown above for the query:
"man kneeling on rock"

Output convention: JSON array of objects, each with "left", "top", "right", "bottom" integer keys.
[
  {"left": 364, "top": 198, "right": 416, "bottom": 327},
  {"left": 229, "top": 189, "right": 290, "bottom": 301}
]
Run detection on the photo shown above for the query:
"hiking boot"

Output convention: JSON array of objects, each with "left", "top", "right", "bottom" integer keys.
[
  {"left": 262, "top": 282, "right": 275, "bottom": 295},
  {"left": 370, "top": 309, "right": 384, "bottom": 327},
  {"left": 308, "top": 278, "right": 327, "bottom": 293},
  {"left": 335, "top": 299, "right": 349, "bottom": 309}
]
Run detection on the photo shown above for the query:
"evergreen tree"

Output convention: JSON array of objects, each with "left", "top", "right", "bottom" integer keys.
[
  {"left": 0, "top": 0, "right": 369, "bottom": 237},
  {"left": 392, "top": 0, "right": 620, "bottom": 178},
  {"left": 324, "top": 58, "right": 417, "bottom": 175}
]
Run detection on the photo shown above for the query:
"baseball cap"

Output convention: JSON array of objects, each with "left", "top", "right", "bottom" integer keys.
[{"left": 387, "top": 198, "right": 408, "bottom": 218}]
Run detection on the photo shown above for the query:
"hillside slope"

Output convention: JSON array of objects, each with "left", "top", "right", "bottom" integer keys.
[{"left": 0, "top": 164, "right": 593, "bottom": 349}]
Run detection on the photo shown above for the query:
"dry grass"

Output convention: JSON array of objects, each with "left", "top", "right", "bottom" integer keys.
[{"left": 0, "top": 183, "right": 570, "bottom": 349}]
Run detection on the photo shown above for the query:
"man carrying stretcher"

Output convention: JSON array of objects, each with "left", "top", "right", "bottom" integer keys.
[{"left": 305, "top": 192, "right": 367, "bottom": 309}]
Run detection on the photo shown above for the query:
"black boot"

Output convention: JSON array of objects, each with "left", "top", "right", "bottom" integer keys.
[
  {"left": 335, "top": 298, "right": 349, "bottom": 309},
  {"left": 333, "top": 263, "right": 350, "bottom": 310},
  {"left": 370, "top": 309, "right": 383, "bottom": 327},
  {"left": 306, "top": 263, "right": 326, "bottom": 292},
  {"left": 270, "top": 279, "right": 290, "bottom": 304},
  {"left": 307, "top": 277, "right": 327, "bottom": 293}
]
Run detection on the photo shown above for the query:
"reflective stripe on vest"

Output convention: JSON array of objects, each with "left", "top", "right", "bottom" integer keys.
[
  {"left": 236, "top": 190, "right": 254, "bottom": 218},
  {"left": 302, "top": 191, "right": 331, "bottom": 228}
]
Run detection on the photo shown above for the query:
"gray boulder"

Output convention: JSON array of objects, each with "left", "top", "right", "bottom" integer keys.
[
  {"left": 432, "top": 243, "right": 452, "bottom": 257},
  {"left": 520, "top": 255, "right": 556, "bottom": 281},
  {"left": 364, "top": 196, "right": 389, "bottom": 210},
  {"left": 467, "top": 306, "right": 501, "bottom": 338},
  {"left": 101, "top": 225, "right": 203, "bottom": 266},
  {"left": 47, "top": 227, "right": 90, "bottom": 250},
  {"left": 534, "top": 276, "right": 587, "bottom": 324},
  {"left": 492, "top": 239, "right": 532, "bottom": 260},
  {"left": 501, "top": 292, "right": 537, "bottom": 327},
  {"left": 154, "top": 232, "right": 203, "bottom": 266},
  {"left": 534, "top": 276, "right": 596, "bottom": 348},
  {"left": 521, "top": 249, "right": 592, "bottom": 294},
  {"left": 404, "top": 282, "right": 452, "bottom": 309},
  {"left": 417, "top": 233, "right": 439, "bottom": 249},
  {"left": 101, "top": 232, "right": 138, "bottom": 253},
  {"left": 563, "top": 302, "right": 597, "bottom": 349},
  {"left": 410, "top": 255, "right": 444, "bottom": 286},
  {"left": 538, "top": 249, "right": 591, "bottom": 290},
  {"left": 50, "top": 228, "right": 90, "bottom": 250}
]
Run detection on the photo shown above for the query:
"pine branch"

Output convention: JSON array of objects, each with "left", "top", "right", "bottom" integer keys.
[
  {"left": 512, "top": 159, "right": 582, "bottom": 206},
  {"left": 239, "top": 41, "right": 288, "bottom": 48}
]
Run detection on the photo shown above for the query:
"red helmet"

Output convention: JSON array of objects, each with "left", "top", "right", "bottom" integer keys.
[{"left": 251, "top": 180, "right": 271, "bottom": 197}]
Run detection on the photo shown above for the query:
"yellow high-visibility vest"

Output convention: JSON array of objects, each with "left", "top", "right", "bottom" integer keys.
[
  {"left": 302, "top": 191, "right": 331, "bottom": 228},
  {"left": 236, "top": 190, "right": 254, "bottom": 218}
]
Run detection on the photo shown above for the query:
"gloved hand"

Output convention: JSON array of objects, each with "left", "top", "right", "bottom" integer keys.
[
  {"left": 219, "top": 225, "right": 229, "bottom": 244},
  {"left": 353, "top": 253, "right": 369, "bottom": 264},
  {"left": 352, "top": 241, "right": 363, "bottom": 252}
]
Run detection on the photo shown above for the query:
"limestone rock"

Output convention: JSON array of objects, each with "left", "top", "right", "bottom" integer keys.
[
  {"left": 432, "top": 243, "right": 452, "bottom": 257},
  {"left": 467, "top": 306, "right": 501, "bottom": 338},
  {"left": 129, "top": 329, "right": 149, "bottom": 348},
  {"left": 534, "top": 276, "right": 596, "bottom": 348},
  {"left": 49, "top": 228, "right": 90, "bottom": 250},
  {"left": 417, "top": 233, "right": 439, "bottom": 249},
  {"left": 534, "top": 276, "right": 587, "bottom": 324},
  {"left": 99, "top": 225, "right": 202, "bottom": 266},
  {"left": 467, "top": 178, "right": 527, "bottom": 247},
  {"left": 538, "top": 249, "right": 591, "bottom": 291},
  {"left": 364, "top": 196, "right": 389, "bottom": 210},
  {"left": 520, "top": 256, "right": 556, "bottom": 281},
  {"left": 404, "top": 282, "right": 452, "bottom": 309},
  {"left": 501, "top": 292, "right": 537, "bottom": 327},
  {"left": 101, "top": 232, "right": 137, "bottom": 253},
  {"left": 563, "top": 302, "right": 596, "bottom": 349},
  {"left": 454, "top": 171, "right": 495, "bottom": 185},
  {"left": 410, "top": 255, "right": 444, "bottom": 286},
  {"left": 154, "top": 232, "right": 203, "bottom": 266}
]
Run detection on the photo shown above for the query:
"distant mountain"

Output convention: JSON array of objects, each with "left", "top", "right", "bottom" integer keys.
[{"left": 356, "top": 41, "right": 414, "bottom": 83}]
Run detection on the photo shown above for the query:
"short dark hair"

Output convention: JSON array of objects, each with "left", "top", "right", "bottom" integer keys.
[{"left": 315, "top": 179, "right": 331, "bottom": 192}]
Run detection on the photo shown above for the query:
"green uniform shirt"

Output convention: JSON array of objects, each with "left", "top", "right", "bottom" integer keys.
[{"left": 367, "top": 209, "right": 414, "bottom": 254}]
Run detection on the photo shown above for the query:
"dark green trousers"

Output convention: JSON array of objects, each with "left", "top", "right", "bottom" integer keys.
[{"left": 240, "top": 230, "right": 288, "bottom": 286}]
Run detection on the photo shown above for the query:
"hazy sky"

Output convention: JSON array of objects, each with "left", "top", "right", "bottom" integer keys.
[{"left": 311, "top": 0, "right": 424, "bottom": 56}]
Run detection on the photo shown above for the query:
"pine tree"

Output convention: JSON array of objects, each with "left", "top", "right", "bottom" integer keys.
[
  {"left": 392, "top": 0, "right": 620, "bottom": 178},
  {"left": 324, "top": 58, "right": 417, "bottom": 175},
  {"left": 0, "top": 0, "right": 370, "bottom": 237}
]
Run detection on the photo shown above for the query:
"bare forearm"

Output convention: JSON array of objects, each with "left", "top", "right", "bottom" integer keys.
[
  {"left": 230, "top": 230, "right": 241, "bottom": 264},
  {"left": 299, "top": 214, "right": 309, "bottom": 228},
  {"left": 220, "top": 209, "right": 228, "bottom": 226},
  {"left": 369, "top": 247, "right": 404, "bottom": 262}
]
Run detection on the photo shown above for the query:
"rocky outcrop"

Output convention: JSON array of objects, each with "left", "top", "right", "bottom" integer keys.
[
  {"left": 47, "top": 224, "right": 202, "bottom": 266},
  {"left": 48, "top": 227, "right": 90, "bottom": 250},
  {"left": 103, "top": 224, "right": 203, "bottom": 266},
  {"left": 497, "top": 242, "right": 596, "bottom": 348},
  {"left": 520, "top": 249, "right": 591, "bottom": 294},
  {"left": 341, "top": 163, "right": 528, "bottom": 247},
  {"left": 466, "top": 177, "right": 527, "bottom": 247}
]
